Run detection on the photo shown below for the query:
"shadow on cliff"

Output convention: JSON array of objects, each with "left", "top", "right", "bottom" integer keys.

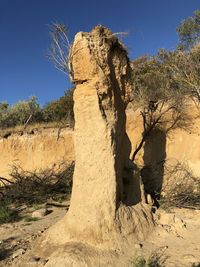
[{"left": 141, "top": 128, "right": 166, "bottom": 200}]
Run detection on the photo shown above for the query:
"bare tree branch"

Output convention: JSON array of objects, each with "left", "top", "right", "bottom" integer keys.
[{"left": 48, "top": 23, "right": 71, "bottom": 74}]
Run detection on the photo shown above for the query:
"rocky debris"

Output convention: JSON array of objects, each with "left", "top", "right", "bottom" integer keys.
[
  {"left": 153, "top": 210, "right": 187, "bottom": 239},
  {"left": 0, "top": 204, "right": 200, "bottom": 267},
  {"left": 29, "top": 256, "right": 49, "bottom": 266},
  {"left": 12, "top": 248, "right": 25, "bottom": 259},
  {"left": 156, "top": 210, "right": 186, "bottom": 228},
  {"left": 0, "top": 206, "right": 66, "bottom": 267},
  {"left": 134, "top": 243, "right": 143, "bottom": 249},
  {"left": 31, "top": 209, "right": 49, "bottom": 218}
]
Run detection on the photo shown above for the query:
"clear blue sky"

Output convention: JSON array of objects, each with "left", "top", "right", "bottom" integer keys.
[{"left": 0, "top": 0, "right": 199, "bottom": 105}]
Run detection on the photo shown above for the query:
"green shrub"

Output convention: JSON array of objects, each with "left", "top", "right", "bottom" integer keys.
[
  {"left": 0, "top": 202, "right": 19, "bottom": 224},
  {"left": 129, "top": 248, "right": 167, "bottom": 267},
  {"left": 129, "top": 256, "right": 146, "bottom": 267},
  {"left": 0, "top": 89, "right": 74, "bottom": 129},
  {"left": 42, "top": 88, "right": 74, "bottom": 126},
  {"left": 0, "top": 96, "right": 42, "bottom": 128},
  {"left": 23, "top": 216, "right": 39, "bottom": 222}
]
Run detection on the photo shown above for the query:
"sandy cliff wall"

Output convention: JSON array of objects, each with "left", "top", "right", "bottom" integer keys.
[
  {"left": 127, "top": 108, "right": 200, "bottom": 178},
  {"left": 0, "top": 128, "right": 74, "bottom": 179},
  {"left": 0, "top": 109, "right": 200, "bottom": 180}
]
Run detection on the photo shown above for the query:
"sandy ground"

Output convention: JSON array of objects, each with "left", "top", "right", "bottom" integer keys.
[
  {"left": 0, "top": 204, "right": 67, "bottom": 267},
  {"left": 139, "top": 207, "right": 200, "bottom": 267},
  {"left": 0, "top": 205, "right": 200, "bottom": 267}
]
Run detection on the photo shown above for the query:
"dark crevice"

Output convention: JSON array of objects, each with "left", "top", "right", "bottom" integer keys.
[{"left": 74, "top": 79, "right": 88, "bottom": 85}]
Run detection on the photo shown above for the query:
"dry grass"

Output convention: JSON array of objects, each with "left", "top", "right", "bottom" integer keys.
[
  {"left": 129, "top": 247, "right": 167, "bottom": 267},
  {"left": 160, "top": 161, "right": 200, "bottom": 210},
  {"left": 0, "top": 161, "right": 74, "bottom": 206},
  {"left": 0, "top": 121, "right": 72, "bottom": 138}
]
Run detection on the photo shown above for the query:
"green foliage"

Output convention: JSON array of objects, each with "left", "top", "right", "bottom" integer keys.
[
  {"left": 0, "top": 202, "right": 19, "bottom": 224},
  {"left": 131, "top": 56, "right": 169, "bottom": 105},
  {"left": 129, "top": 249, "right": 167, "bottom": 267},
  {"left": 130, "top": 42, "right": 200, "bottom": 162},
  {"left": 131, "top": 41, "right": 200, "bottom": 112},
  {"left": 23, "top": 216, "right": 39, "bottom": 222},
  {"left": 129, "top": 256, "right": 146, "bottom": 267},
  {"left": 0, "top": 89, "right": 74, "bottom": 129},
  {"left": 157, "top": 45, "right": 200, "bottom": 101},
  {"left": 0, "top": 102, "right": 9, "bottom": 111},
  {"left": 131, "top": 50, "right": 187, "bottom": 107},
  {"left": 0, "top": 96, "right": 42, "bottom": 128},
  {"left": 43, "top": 88, "right": 74, "bottom": 125},
  {"left": 177, "top": 10, "right": 200, "bottom": 50}
]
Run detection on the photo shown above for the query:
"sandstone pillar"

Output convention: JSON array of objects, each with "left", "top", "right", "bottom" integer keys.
[{"left": 38, "top": 26, "right": 154, "bottom": 266}]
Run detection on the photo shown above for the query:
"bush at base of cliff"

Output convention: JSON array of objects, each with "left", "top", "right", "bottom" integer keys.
[{"left": 0, "top": 161, "right": 74, "bottom": 206}]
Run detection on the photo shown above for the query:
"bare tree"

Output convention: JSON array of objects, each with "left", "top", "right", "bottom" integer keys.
[
  {"left": 48, "top": 23, "right": 71, "bottom": 74},
  {"left": 130, "top": 97, "right": 189, "bottom": 162},
  {"left": 130, "top": 55, "right": 192, "bottom": 162}
]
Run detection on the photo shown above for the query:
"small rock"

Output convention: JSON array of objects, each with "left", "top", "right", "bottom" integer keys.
[
  {"left": 29, "top": 257, "right": 48, "bottom": 265},
  {"left": 31, "top": 208, "right": 48, "bottom": 218},
  {"left": 19, "top": 204, "right": 28, "bottom": 211},
  {"left": 147, "top": 194, "right": 154, "bottom": 205},
  {"left": 30, "top": 256, "right": 41, "bottom": 262},
  {"left": 12, "top": 248, "right": 25, "bottom": 258},
  {"left": 134, "top": 243, "right": 143, "bottom": 249}
]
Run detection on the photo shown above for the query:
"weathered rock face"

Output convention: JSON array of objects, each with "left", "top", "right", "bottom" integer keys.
[
  {"left": 0, "top": 128, "right": 74, "bottom": 180},
  {"left": 37, "top": 26, "right": 154, "bottom": 266},
  {"left": 69, "top": 26, "right": 135, "bottom": 224}
]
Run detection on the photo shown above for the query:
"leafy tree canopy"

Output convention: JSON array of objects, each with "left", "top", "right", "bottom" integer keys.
[{"left": 177, "top": 10, "right": 200, "bottom": 50}]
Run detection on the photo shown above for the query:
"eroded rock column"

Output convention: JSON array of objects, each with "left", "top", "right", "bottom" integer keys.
[
  {"left": 39, "top": 26, "right": 154, "bottom": 259},
  {"left": 68, "top": 26, "right": 133, "bottom": 236}
]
